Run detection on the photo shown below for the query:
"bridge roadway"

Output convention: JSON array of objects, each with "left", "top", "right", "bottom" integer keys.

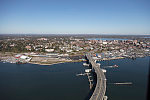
[{"left": 85, "top": 53, "right": 107, "bottom": 100}]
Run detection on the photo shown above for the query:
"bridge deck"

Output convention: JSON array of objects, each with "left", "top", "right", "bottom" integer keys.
[{"left": 86, "top": 53, "right": 106, "bottom": 100}]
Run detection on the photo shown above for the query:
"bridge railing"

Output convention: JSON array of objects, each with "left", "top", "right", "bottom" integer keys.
[{"left": 85, "top": 53, "right": 106, "bottom": 100}]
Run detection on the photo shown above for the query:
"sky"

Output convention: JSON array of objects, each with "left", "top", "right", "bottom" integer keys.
[{"left": 0, "top": 0, "right": 150, "bottom": 35}]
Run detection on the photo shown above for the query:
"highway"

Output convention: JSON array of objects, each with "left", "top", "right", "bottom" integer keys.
[{"left": 85, "top": 53, "right": 107, "bottom": 100}]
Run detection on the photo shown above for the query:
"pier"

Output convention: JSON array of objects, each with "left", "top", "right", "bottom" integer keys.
[{"left": 85, "top": 53, "right": 107, "bottom": 100}]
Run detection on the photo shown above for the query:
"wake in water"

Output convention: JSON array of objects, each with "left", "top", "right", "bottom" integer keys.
[
  {"left": 108, "top": 82, "right": 133, "bottom": 85},
  {"left": 103, "top": 65, "right": 119, "bottom": 68},
  {"left": 76, "top": 73, "right": 87, "bottom": 76}
]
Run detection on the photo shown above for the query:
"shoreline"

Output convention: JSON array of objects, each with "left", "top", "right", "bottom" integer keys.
[
  {"left": 0, "top": 60, "right": 82, "bottom": 66},
  {"left": 28, "top": 61, "right": 67, "bottom": 66},
  {"left": 28, "top": 60, "right": 83, "bottom": 66},
  {"left": 1, "top": 56, "right": 148, "bottom": 66}
]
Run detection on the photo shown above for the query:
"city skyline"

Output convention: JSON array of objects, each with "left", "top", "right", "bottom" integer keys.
[{"left": 0, "top": 0, "right": 150, "bottom": 34}]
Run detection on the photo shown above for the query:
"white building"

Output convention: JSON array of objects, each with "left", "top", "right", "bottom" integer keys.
[
  {"left": 45, "top": 49, "right": 54, "bottom": 52},
  {"left": 103, "top": 41, "right": 107, "bottom": 45}
]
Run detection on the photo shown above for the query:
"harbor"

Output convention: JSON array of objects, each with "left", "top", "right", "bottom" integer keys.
[{"left": 0, "top": 56, "right": 149, "bottom": 100}]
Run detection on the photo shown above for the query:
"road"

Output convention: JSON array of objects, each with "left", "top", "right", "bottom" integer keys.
[{"left": 85, "top": 53, "right": 107, "bottom": 100}]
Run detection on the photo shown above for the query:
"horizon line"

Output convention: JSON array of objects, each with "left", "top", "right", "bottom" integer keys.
[{"left": 0, "top": 33, "right": 150, "bottom": 35}]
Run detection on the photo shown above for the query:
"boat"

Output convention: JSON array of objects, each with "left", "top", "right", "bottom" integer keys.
[
  {"left": 16, "top": 61, "right": 26, "bottom": 64},
  {"left": 76, "top": 73, "right": 86, "bottom": 76},
  {"left": 83, "top": 63, "right": 89, "bottom": 66},
  {"left": 113, "top": 65, "right": 118, "bottom": 67},
  {"left": 85, "top": 69, "right": 92, "bottom": 73}
]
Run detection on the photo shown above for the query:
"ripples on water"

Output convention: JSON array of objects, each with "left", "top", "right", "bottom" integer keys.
[
  {"left": 0, "top": 62, "right": 89, "bottom": 100},
  {"left": 0, "top": 57, "right": 149, "bottom": 100},
  {"left": 100, "top": 57, "right": 149, "bottom": 100}
]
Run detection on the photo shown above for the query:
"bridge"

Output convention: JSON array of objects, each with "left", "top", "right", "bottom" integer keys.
[{"left": 85, "top": 53, "right": 107, "bottom": 100}]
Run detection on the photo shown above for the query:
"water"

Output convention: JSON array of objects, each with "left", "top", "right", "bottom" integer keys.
[
  {"left": 0, "top": 57, "right": 149, "bottom": 100},
  {"left": 142, "top": 37, "right": 150, "bottom": 38},
  {"left": 0, "top": 62, "right": 89, "bottom": 100},
  {"left": 87, "top": 38, "right": 128, "bottom": 41},
  {"left": 99, "top": 57, "right": 149, "bottom": 100}
]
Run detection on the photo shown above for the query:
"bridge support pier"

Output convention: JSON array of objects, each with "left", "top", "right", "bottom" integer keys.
[
  {"left": 103, "top": 96, "right": 108, "bottom": 100},
  {"left": 87, "top": 73, "right": 93, "bottom": 89},
  {"left": 85, "top": 53, "right": 107, "bottom": 100}
]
